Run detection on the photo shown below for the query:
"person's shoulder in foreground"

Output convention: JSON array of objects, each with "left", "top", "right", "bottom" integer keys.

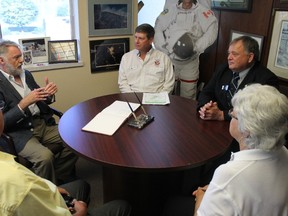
[
  {"left": 0, "top": 151, "right": 73, "bottom": 216},
  {"left": 197, "top": 84, "right": 288, "bottom": 216}
]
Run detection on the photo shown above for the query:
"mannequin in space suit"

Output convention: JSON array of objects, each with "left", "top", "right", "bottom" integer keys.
[{"left": 154, "top": 0, "right": 218, "bottom": 99}]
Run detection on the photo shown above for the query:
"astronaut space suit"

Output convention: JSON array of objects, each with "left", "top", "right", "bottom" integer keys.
[{"left": 154, "top": 1, "right": 218, "bottom": 99}]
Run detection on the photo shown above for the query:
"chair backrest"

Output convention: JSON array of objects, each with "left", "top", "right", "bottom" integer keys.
[{"left": 0, "top": 133, "right": 33, "bottom": 168}]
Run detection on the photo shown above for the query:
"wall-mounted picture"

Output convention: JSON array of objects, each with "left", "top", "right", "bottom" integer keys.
[
  {"left": 19, "top": 37, "right": 50, "bottom": 63},
  {"left": 275, "top": 21, "right": 288, "bottom": 70},
  {"left": 267, "top": 10, "right": 288, "bottom": 79},
  {"left": 23, "top": 50, "right": 33, "bottom": 65},
  {"left": 89, "top": 38, "right": 129, "bottom": 73},
  {"left": 211, "top": 0, "right": 252, "bottom": 12},
  {"left": 230, "top": 30, "right": 263, "bottom": 60},
  {"left": 88, "top": 0, "right": 133, "bottom": 36},
  {"left": 48, "top": 40, "right": 78, "bottom": 64}
]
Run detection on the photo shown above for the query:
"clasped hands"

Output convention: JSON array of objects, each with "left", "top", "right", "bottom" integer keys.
[
  {"left": 198, "top": 100, "right": 224, "bottom": 121},
  {"left": 58, "top": 187, "right": 88, "bottom": 216},
  {"left": 19, "top": 77, "right": 57, "bottom": 109}
]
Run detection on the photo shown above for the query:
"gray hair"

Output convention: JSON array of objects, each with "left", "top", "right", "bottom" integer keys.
[
  {"left": 0, "top": 40, "right": 21, "bottom": 57},
  {"left": 232, "top": 84, "right": 288, "bottom": 150},
  {"left": 230, "top": 36, "right": 260, "bottom": 62}
]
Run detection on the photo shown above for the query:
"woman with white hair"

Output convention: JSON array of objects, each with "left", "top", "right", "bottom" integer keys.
[
  {"left": 194, "top": 83, "right": 288, "bottom": 215},
  {"left": 163, "top": 84, "right": 288, "bottom": 216}
]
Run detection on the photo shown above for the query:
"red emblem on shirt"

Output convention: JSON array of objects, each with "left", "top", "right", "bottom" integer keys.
[
  {"left": 203, "top": 10, "right": 214, "bottom": 18},
  {"left": 155, "top": 60, "right": 160, "bottom": 65}
]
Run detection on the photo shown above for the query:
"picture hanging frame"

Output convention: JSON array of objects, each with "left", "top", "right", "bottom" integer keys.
[
  {"left": 230, "top": 30, "right": 264, "bottom": 60},
  {"left": 88, "top": 0, "right": 133, "bottom": 36},
  {"left": 89, "top": 38, "right": 129, "bottom": 73},
  {"left": 267, "top": 10, "right": 288, "bottom": 80},
  {"left": 47, "top": 40, "right": 78, "bottom": 64},
  {"left": 23, "top": 50, "right": 33, "bottom": 65},
  {"left": 211, "top": 0, "right": 252, "bottom": 12},
  {"left": 19, "top": 37, "right": 50, "bottom": 63}
]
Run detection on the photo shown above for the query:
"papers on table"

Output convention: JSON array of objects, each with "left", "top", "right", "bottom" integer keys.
[
  {"left": 142, "top": 92, "right": 170, "bottom": 105},
  {"left": 82, "top": 100, "right": 140, "bottom": 136}
]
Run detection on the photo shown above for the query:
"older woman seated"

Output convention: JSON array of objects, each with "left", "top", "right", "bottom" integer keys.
[
  {"left": 163, "top": 84, "right": 288, "bottom": 216},
  {"left": 194, "top": 84, "right": 288, "bottom": 215}
]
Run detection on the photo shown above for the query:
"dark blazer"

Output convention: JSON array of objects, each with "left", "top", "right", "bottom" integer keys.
[
  {"left": 0, "top": 70, "right": 56, "bottom": 152},
  {"left": 197, "top": 62, "right": 279, "bottom": 120}
]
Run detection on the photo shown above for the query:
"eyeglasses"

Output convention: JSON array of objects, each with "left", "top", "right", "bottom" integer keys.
[{"left": 228, "top": 108, "right": 238, "bottom": 120}]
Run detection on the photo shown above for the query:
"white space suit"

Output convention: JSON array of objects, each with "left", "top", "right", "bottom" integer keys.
[
  {"left": 154, "top": 1, "right": 218, "bottom": 99},
  {"left": 164, "top": 0, "right": 212, "bottom": 10}
]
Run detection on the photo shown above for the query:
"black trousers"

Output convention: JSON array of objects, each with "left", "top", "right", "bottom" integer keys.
[{"left": 60, "top": 180, "right": 132, "bottom": 216}]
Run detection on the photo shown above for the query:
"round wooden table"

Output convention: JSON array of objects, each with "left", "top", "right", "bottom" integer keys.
[
  {"left": 59, "top": 93, "right": 232, "bottom": 216},
  {"left": 59, "top": 93, "right": 232, "bottom": 170}
]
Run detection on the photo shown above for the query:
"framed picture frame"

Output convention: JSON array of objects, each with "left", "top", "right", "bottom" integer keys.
[
  {"left": 267, "top": 10, "right": 288, "bottom": 79},
  {"left": 23, "top": 50, "right": 33, "bottom": 65},
  {"left": 211, "top": 0, "right": 253, "bottom": 12},
  {"left": 48, "top": 40, "right": 78, "bottom": 64},
  {"left": 230, "top": 30, "right": 264, "bottom": 60},
  {"left": 19, "top": 37, "right": 50, "bottom": 63},
  {"left": 89, "top": 38, "right": 129, "bottom": 73},
  {"left": 88, "top": 0, "right": 133, "bottom": 36}
]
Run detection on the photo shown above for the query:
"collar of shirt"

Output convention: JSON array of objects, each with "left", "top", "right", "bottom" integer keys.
[
  {"left": 234, "top": 63, "right": 254, "bottom": 85},
  {"left": 230, "top": 147, "right": 285, "bottom": 161},
  {"left": 0, "top": 69, "right": 25, "bottom": 86}
]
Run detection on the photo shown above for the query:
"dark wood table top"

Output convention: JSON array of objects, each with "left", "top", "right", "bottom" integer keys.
[{"left": 59, "top": 93, "right": 232, "bottom": 171}]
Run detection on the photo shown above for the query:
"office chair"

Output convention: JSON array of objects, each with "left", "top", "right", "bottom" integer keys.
[{"left": 0, "top": 108, "right": 64, "bottom": 168}]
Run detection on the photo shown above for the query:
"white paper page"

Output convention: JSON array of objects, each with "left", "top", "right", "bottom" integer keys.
[
  {"left": 142, "top": 92, "right": 170, "bottom": 105},
  {"left": 82, "top": 112, "right": 127, "bottom": 136},
  {"left": 82, "top": 100, "right": 140, "bottom": 136},
  {"left": 102, "top": 100, "right": 139, "bottom": 118}
]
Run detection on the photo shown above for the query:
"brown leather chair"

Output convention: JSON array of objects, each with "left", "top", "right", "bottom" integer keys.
[{"left": 0, "top": 108, "right": 63, "bottom": 168}]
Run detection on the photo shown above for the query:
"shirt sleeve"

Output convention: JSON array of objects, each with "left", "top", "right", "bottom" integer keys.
[
  {"left": 194, "top": 6, "right": 218, "bottom": 53},
  {"left": 118, "top": 53, "right": 133, "bottom": 93},
  {"left": 162, "top": 54, "right": 175, "bottom": 93},
  {"left": 15, "top": 178, "right": 71, "bottom": 216},
  {"left": 197, "top": 166, "right": 240, "bottom": 216}
]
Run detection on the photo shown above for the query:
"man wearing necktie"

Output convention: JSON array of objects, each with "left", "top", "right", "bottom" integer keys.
[
  {"left": 193, "top": 36, "right": 279, "bottom": 185},
  {"left": 174, "top": 36, "right": 279, "bottom": 205},
  {"left": 197, "top": 36, "right": 279, "bottom": 121}
]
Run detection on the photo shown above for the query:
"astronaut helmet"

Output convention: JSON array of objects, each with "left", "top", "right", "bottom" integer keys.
[{"left": 173, "top": 32, "right": 196, "bottom": 61}]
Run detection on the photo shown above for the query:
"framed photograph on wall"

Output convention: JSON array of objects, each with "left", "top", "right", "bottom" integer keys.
[
  {"left": 48, "top": 40, "right": 78, "bottom": 64},
  {"left": 89, "top": 38, "right": 129, "bottom": 73},
  {"left": 88, "top": 0, "right": 133, "bottom": 36},
  {"left": 267, "top": 10, "right": 288, "bottom": 79},
  {"left": 23, "top": 50, "right": 33, "bottom": 65},
  {"left": 230, "top": 30, "right": 264, "bottom": 60},
  {"left": 211, "top": 0, "right": 252, "bottom": 12},
  {"left": 19, "top": 37, "right": 50, "bottom": 63}
]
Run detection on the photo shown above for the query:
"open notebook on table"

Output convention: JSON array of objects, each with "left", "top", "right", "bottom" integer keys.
[{"left": 82, "top": 100, "right": 140, "bottom": 136}]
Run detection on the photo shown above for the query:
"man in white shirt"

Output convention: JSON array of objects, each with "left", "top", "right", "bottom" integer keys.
[{"left": 118, "top": 23, "right": 175, "bottom": 93}]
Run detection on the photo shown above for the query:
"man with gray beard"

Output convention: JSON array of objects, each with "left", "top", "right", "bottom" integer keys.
[{"left": 0, "top": 40, "right": 78, "bottom": 185}]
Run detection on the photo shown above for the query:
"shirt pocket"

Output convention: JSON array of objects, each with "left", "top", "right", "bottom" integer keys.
[{"left": 146, "top": 64, "right": 165, "bottom": 84}]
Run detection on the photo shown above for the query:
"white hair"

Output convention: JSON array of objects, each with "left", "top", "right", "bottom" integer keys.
[{"left": 232, "top": 84, "right": 288, "bottom": 150}]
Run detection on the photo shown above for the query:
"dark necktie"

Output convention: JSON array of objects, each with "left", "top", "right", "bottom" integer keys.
[{"left": 229, "top": 72, "right": 240, "bottom": 97}]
